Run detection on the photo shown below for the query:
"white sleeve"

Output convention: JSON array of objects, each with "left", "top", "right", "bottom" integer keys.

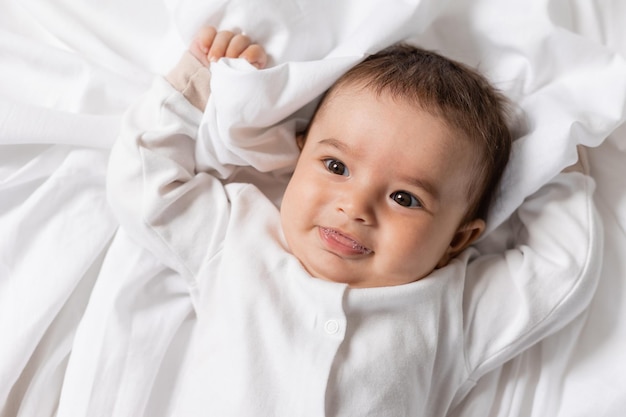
[
  {"left": 462, "top": 165, "right": 602, "bottom": 381},
  {"left": 106, "top": 72, "right": 240, "bottom": 289}
]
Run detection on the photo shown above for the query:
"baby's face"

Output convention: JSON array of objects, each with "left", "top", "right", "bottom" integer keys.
[{"left": 280, "top": 86, "right": 482, "bottom": 288}]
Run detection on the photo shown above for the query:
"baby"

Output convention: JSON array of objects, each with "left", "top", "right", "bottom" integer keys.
[
  {"left": 107, "top": 27, "right": 600, "bottom": 416},
  {"left": 189, "top": 27, "right": 511, "bottom": 288}
]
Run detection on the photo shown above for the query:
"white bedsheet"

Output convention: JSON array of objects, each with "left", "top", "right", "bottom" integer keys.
[{"left": 1, "top": 0, "right": 625, "bottom": 416}]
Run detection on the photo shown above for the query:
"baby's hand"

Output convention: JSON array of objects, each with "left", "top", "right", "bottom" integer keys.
[{"left": 189, "top": 26, "right": 267, "bottom": 69}]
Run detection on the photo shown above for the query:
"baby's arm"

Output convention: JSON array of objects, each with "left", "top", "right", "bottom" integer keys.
[
  {"left": 459, "top": 150, "right": 602, "bottom": 389},
  {"left": 107, "top": 28, "right": 266, "bottom": 284}
]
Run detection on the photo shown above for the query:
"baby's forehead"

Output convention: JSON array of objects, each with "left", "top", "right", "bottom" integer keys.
[
  {"left": 318, "top": 82, "right": 477, "bottom": 152},
  {"left": 323, "top": 81, "right": 442, "bottom": 120},
  {"left": 319, "top": 85, "right": 480, "bottom": 171}
]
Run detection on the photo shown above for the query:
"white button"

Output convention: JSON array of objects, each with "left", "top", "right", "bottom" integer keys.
[{"left": 324, "top": 319, "right": 340, "bottom": 335}]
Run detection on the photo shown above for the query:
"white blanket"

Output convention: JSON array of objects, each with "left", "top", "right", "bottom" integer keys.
[{"left": 1, "top": 0, "right": 626, "bottom": 416}]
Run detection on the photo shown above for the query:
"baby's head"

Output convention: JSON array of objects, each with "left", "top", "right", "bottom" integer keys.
[{"left": 281, "top": 44, "right": 512, "bottom": 288}]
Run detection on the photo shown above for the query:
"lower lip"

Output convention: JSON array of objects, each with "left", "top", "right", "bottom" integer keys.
[{"left": 318, "top": 227, "right": 372, "bottom": 257}]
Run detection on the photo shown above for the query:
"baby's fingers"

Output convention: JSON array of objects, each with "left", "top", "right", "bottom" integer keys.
[
  {"left": 225, "top": 34, "right": 252, "bottom": 58},
  {"left": 240, "top": 44, "right": 268, "bottom": 69},
  {"left": 208, "top": 30, "right": 235, "bottom": 62},
  {"left": 190, "top": 26, "right": 217, "bottom": 66},
  {"left": 191, "top": 27, "right": 267, "bottom": 69}
]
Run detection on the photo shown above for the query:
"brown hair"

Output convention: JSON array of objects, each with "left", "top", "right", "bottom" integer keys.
[{"left": 305, "top": 43, "right": 512, "bottom": 223}]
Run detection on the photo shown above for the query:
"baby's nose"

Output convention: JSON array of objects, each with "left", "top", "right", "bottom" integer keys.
[{"left": 337, "top": 186, "right": 376, "bottom": 225}]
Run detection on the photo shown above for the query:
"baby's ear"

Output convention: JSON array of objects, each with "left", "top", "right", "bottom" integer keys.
[
  {"left": 296, "top": 133, "right": 306, "bottom": 150},
  {"left": 436, "top": 219, "right": 485, "bottom": 268}
]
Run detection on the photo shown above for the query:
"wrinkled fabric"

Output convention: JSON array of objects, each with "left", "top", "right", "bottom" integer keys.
[{"left": 1, "top": 0, "right": 626, "bottom": 416}]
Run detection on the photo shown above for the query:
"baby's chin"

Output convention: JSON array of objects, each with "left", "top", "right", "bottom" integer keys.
[
  {"left": 298, "top": 257, "right": 423, "bottom": 289},
  {"left": 295, "top": 255, "right": 361, "bottom": 287}
]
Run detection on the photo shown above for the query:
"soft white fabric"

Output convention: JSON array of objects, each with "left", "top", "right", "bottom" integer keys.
[
  {"left": 2, "top": 1, "right": 626, "bottom": 416},
  {"left": 101, "top": 75, "right": 601, "bottom": 416}
]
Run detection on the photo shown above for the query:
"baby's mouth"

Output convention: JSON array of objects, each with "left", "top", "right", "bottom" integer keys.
[{"left": 319, "top": 227, "right": 373, "bottom": 256}]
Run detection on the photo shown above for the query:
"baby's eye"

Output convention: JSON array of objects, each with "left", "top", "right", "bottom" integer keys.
[
  {"left": 323, "top": 159, "right": 349, "bottom": 176},
  {"left": 390, "top": 191, "right": 422, "bottom": 208}
]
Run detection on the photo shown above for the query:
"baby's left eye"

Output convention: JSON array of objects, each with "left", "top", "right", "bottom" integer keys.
[
  {"left": 323, "top": 159, "right": 349, "bottom": 176},
  {"left": 390, "top": 191, "right": 422, "bottom": 208}
]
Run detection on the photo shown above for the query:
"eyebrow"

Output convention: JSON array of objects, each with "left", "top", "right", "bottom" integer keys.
[{"left": 317, "top": 138, "right": 351, "bottom": 153}]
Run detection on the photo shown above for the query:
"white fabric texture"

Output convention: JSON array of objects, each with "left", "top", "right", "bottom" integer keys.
[{"left": 1, "top": 0, "right": 626, "bottom": 416}]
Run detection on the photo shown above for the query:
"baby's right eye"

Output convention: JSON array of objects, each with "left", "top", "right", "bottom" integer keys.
[{"left": 323, "top": 159, "right": 349, "bottom": 176}]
